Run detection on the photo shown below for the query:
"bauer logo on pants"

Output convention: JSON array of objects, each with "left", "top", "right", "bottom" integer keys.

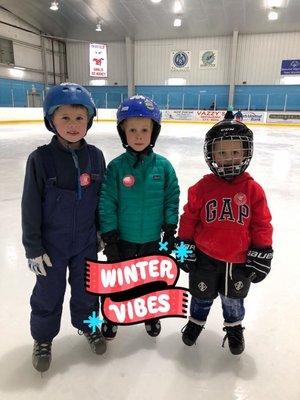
[
  {"left": 198, "top": 282, "right": 207, "bottom": 292},
  {"left": 234, "top": 281, "right": 244, "bottom": 291}
]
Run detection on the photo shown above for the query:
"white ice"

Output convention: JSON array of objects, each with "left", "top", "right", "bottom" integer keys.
[{"left": 0, "top": 121, "right": 299, "bottom": 400}]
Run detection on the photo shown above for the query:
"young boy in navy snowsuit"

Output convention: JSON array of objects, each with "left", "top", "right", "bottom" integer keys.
[{"left": 22, "top": 83, "right": 107, "bottom": 372}]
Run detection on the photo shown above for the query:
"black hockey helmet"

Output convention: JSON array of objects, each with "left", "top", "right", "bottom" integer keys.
[{"left": 204, "top": 119, "right": 253, "bottom": 179}]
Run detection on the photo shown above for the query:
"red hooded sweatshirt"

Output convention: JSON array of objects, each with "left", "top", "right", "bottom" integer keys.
[{"left": 178, "top": 172, "right": 273, "bottom": 263}]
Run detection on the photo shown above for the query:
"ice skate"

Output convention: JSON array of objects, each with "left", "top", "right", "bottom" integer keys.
[
  {"left": 145, "top": 319, "right": 161, "bottom": 337},
  {"left": 101, "top": 321, "right": 118, "bottom": 340},
  {"left": 181, "top": 320, "right": 204, "bottom": 346},
  {"left": 82, "top": 328, "right": 107, "bottom": 354},
  {"left": 222, "top": 325, "right": 245, "bottom": 355},
  {"left": 32, "top": 340, "right": 52, "bottom": 372}
]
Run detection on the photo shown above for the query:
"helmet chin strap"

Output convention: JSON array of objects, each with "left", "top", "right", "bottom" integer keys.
[
  {"left": 128, "top": 144, "right": 152, "bottom": 154},
  {"left": 127, "top": 145, "right": 152, "bottom": 168}
]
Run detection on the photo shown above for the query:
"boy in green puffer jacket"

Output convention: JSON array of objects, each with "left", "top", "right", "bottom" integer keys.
[{"left": 98, "top": 95, "right": 180, "bottom": 340}]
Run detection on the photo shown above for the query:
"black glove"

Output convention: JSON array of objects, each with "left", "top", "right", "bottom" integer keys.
[
  {"left": 102, "top": 230, "right": 120, "bottom": 263},
  {"left": 174, "top": 239, "right": 196, "bottom": 273},
  {"left": 245, "top": 247, "right": 273, "bottom": 283},
  {"left": 161, "top": 224, "right": 177, "bottom": 254},
  {"left": 96, "top": 232, "right": 104, "bottom": 253}
]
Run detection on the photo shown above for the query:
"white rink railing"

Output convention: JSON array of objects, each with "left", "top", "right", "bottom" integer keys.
[{"left": 0, "top": 108, "right": 299, "bottom": 125}]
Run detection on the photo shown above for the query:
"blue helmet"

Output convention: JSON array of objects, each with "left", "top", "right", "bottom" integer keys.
[
  {"left": 116, "top": 95, "right": 162, "bottom": 148},
  {"left": 43, "top": 83, "right": 96, "bottom": 133}
]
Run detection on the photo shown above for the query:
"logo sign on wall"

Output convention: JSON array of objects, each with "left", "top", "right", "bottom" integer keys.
[
  {"left": 281, "top": 59, "right": 300, "bottom": 75},
  {"left": 170, "top": 51, "right": 191, "bottom": 71},
  {"left": 267, "top": 112, "right": 300, "bottom": 124},
  {"left": 89, "top": 43, "right": 107, "bottom": 78},
  {"left": 195, "top": 110, "right": 225, "bottom": 122},
  {"left": 199, "top": 50, "right": 218, "bottom": 69}
]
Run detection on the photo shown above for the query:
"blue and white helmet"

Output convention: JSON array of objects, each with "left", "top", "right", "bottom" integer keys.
[
  {"left": 43, "top": 83, "right": 96, "bottom": 133},
  {"left": 117, "top": 95, "right": 161, "bottom": 148}
]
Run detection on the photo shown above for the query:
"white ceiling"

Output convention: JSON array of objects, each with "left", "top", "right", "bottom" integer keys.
[{"left": 0, "top": 0, "right": 299, "bottom": 42}]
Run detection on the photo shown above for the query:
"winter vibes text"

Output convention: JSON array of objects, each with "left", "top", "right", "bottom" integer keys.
[{"left": 85, "top": 255, "right": 188, "bottom": 325}]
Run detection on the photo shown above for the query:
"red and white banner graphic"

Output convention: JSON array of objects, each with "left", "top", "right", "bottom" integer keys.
[
  {"left": 89, "top": 43, "right": 107, "bottom": 78},
  {"left": 86, "top": 255, "right": 189, "bottom": 325},
  {"left": 87, "top": 255, "right": 178, "bottom": 294},
  {"left": 102, "top": 289, "right": 188, "bottom": 324}
]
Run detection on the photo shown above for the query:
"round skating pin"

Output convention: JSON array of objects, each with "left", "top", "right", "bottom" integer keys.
[
  {"left": 234, "top": 192, "right": 247, "bottom": 206},
  {"left": 122, "top": 175, "right": 135, "bottom": 187},
  {"left": 80, "top": 173, "right": 91, "bottom": 186}
]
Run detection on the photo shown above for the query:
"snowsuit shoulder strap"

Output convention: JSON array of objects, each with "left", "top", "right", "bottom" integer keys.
[{"left": 36, "top": 144, "right": 57, "bottom": 185}]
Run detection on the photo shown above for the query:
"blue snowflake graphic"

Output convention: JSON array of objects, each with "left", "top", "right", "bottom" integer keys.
[
  {"left": 173, "top": 241, "right": 192, "bottom": 263},
  {"left": 159, "top": 241, "right": 168, "bottom": 251},
  {"left": 83, "top": 311, "right": 105, "bottom": 333}
]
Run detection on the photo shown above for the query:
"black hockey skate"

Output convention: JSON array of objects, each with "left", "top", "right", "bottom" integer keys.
[
  {"left": 222, "top": 325, "right": 245, "bottom": 355},
  {"left": 82, "top": 328, "right": 107, "bottom": 354},
  {"left": 181, "top": 320, "right": 204, "bottom": 346},
  {"left": 145, "top": 319, "right": 161, "bottom": 337},
  {"left": 32, "top": 340, "right": 52, "bottom": 372},
  {"left": 101, "top": 321, "right": 118, "bottom": 340}
]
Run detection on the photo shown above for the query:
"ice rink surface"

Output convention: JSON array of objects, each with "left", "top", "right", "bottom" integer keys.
[{"left": 0, "top": 121, "right": 299, "bottom": 400}]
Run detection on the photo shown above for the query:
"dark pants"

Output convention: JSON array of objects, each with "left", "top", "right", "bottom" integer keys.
[
  {"left": 188, "top": 249, "right": 250, "bottom": 326},
  {"left": 113, "top": 240, "right": 160, "bottom": 327},
  {"left": 190, "top": 294, "right": 245, "bottom": 325},
  {"left": 30, "top": 244, "right": 99, "bottom": 342},
  {"left": 118, "top": 240, "right": 159, "bottom": 259}
]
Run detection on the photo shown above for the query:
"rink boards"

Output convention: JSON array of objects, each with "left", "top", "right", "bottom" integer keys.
[{"left": 0, "top": 107, "right": 300, "bottom": 126}]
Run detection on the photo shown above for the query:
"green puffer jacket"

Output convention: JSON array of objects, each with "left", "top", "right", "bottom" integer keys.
[{"left": 99, "top": 149, "right": 180, "bottom": 243}]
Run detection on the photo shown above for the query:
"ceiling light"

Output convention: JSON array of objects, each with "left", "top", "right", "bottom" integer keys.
[
  {"left": 151, "top": 0, "right": 162, "bottom": 3},
  {"left": 173, "top": 18, "right": 182, "bottom": 27},
  {"left": 50, "top": 1, "right": 59, "bottom": 11},
  {"left": 268, "top": 10, "right": 278, "bottom": 20},
  {"left": 95, "top": 22, "right": 102, "bottom": 32},
  {"left": 174, "top": 1, "right": 182, "bottom": 13}
]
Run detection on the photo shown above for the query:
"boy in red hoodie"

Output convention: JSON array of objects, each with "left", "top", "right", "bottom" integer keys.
[{"left": 178, "top": 119, "right": 273, "bottom": 355}]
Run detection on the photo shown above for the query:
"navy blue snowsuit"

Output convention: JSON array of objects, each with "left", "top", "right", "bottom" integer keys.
[{"left": 21, "top": 136, "right": 106, "bottom": 342}]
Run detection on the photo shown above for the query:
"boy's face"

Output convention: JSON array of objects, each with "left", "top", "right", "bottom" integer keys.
[
  {"left": 123, "top": 117, "right": 153, "bottom": 152},
  {"left": 52, "top": 105, "right": 88, "bottom": 145},
  {"left": 213, "top": 139, "right": 245, "bottom": 168}
]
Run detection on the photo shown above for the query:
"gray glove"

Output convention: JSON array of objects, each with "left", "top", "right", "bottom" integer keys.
[{"left": 28, "top": 253, "right": 53, "bottom": 276}]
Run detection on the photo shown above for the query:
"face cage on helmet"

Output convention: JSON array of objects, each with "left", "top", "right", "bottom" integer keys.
[{"left": 204, "top": 135, "right": 253, "bottom": 179}]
